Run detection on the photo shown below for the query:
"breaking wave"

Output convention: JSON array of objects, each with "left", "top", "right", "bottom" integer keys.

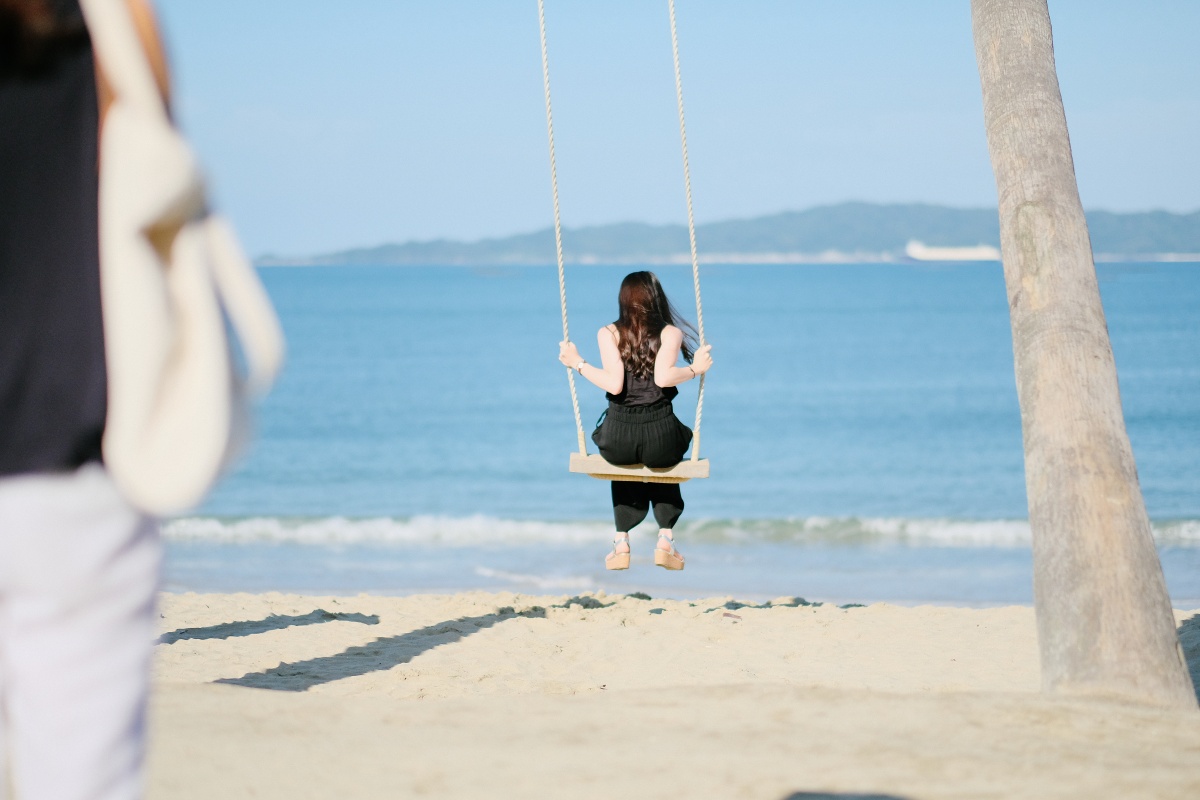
[{"left": 162, "top": 515, "right": 1200, "bottom": 548}]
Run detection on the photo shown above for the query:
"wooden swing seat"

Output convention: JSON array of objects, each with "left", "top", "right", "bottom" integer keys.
[{"left": 569, "top": 452, "right": 709, "bottom": 484}]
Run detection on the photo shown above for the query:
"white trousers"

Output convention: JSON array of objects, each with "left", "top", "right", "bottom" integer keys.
[{"left": 0, "top": 465, "right": 160, "bottom": 800}]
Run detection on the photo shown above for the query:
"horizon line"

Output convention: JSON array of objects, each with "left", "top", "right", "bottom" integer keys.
[{"left": 255, "top": 201, "right": 1200, "bottom": 263}]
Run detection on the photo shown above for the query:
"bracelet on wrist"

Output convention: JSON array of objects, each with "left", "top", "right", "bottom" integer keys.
[
  {"left": 687, "top": 365, "right": 696, "bottom": 378},
  {"left": 575, "top": 360, "right": 587, "bottom": 372}
]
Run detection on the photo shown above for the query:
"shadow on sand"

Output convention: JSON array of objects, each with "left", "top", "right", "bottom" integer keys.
[
  {"left": 159, "top": 609, "right": 379, "bottom": 645},
  {"left": 215, "top": 596, "right": 612, "bottom": 692},
  {"left": 702, "top": 598, "right": 866, "bottom": 614},
  {"left": 1179, "top": 613, "right": 1200, "bottom": 703}
]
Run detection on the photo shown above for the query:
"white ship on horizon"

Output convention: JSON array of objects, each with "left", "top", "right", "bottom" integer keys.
[{"left": 905, "top": 240, "right": 1001, "bottom": 262}]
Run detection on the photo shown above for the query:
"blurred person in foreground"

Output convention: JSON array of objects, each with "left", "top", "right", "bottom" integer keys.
[{"left": 0, "top": 0, "right": 169, "bottom": 797}]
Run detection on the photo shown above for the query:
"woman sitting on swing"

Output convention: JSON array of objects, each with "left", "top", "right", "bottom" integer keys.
[{"left": 558, "top": 271, "right": 714, "bottom": 572}]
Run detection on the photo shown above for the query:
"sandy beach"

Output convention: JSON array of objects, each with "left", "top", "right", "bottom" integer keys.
[{"left": 148, "top": 591, "right": 1200, "bottom": 799}]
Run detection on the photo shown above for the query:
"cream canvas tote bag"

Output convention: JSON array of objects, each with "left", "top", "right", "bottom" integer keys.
[{"left": 80, "top": 0, "right": 285, "bottom": 515}]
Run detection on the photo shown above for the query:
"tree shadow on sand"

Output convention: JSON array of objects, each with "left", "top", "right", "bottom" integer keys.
[
  {"left": 781, "top": 793, "right": 911, "bottom": 800},
  {"left": 215, "top": 596, "right": 612, "bottom": 692},
  {"left": 1179, "top": 613, "right": 1200, "bottom": 703},
  {"left": 159, "top": 609, "right": 379, "bottom": 644}
]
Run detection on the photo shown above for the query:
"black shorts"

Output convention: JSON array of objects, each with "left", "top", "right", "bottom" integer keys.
[{"left": 591, "top": 400, "right": 693, "bottom": 468}]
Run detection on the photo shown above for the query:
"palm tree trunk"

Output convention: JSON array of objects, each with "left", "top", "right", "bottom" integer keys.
[{"left": 971, "top": 0, "right": 1195, "bottom": 709}]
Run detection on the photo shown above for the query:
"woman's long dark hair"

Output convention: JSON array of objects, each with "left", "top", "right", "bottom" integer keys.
[
  {"left": 613, "top": 271, "right": 697, "bottom": 380},
  {"left": 0, "top": 0, "right": 89, "bottom": 79}
]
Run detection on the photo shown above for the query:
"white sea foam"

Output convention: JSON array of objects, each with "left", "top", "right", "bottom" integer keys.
[
  {"left": 473, "top": 566, "right": 596, "bottom": 591},
  {"left": 162, "top": 515, "right": 1200, "bottom": 548},
  {"left": 1155, "top": 519, "right": 1200, "bottom": 545},
  {"left": 162, "top": 515, "right": 609, "bottom": 546}
]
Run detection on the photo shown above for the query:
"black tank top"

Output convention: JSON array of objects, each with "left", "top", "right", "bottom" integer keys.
[
  {"left": 0, "top": 2, "right": 107, "bottom": 476},
  {"left": 606, "top": 370, "right": 678, "bottom": 407}
]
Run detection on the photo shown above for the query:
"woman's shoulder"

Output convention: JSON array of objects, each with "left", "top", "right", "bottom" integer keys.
[
  {"left": 598, "top": 324, "right": 619, "bottom": 344},
  {"left": 659, "top": 324, "right": 683, "bottom": 343}
]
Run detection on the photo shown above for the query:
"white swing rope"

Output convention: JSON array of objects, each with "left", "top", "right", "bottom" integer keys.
[
  {"left": 668, "top": 0, "right": 707, "bottom": 461},
  {"left": 539, "top": 0, "right": 707, "bottom": 463},
  {"left": 537, "top": 0, "right": 587, "bottom": 455}
]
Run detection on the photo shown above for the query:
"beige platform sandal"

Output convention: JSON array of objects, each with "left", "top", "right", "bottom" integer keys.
[
  {"left": 605, "top": 533, "right": 631, "bottom": 571},
  {"left": 654, "top": 531, "right": 685, "bottom": 571}
]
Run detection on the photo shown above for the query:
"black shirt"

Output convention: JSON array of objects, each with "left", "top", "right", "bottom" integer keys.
[
  {"left": 606, "top": 370, "right": 678, "bottom": 407},
  {"left": 0, "top": 7, "right": 107, "bottom": 476}
]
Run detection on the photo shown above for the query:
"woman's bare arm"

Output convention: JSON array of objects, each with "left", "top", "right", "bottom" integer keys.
[
  {"left": 654, "top": 325, "right": 713, "bottom": 388},
  {"left": 96, "top": 0, "right": 171, "bottom": 120},
  {"left": 590, "top": 325, "right": 625, "bottom": 394},
  {"left": 557, "top": 326, "right": 624, "bottom": 395}
]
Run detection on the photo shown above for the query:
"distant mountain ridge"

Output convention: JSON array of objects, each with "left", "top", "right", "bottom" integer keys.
[{"left": 259, "top": 202, "right": 1200, "bottom": 266}]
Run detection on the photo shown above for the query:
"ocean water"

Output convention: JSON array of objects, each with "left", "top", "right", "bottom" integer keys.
[{"left": 168, "top": 263, "right": 1200, "bottom": 605}]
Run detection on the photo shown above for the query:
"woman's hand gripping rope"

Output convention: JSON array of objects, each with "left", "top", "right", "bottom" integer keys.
[{"left": 558, "top": 340, "right": 582, "bottom": 369}]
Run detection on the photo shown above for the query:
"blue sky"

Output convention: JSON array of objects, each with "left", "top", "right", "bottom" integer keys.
[{"left": 156, "top": 1, "right": 1200, "bottom": 257}]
